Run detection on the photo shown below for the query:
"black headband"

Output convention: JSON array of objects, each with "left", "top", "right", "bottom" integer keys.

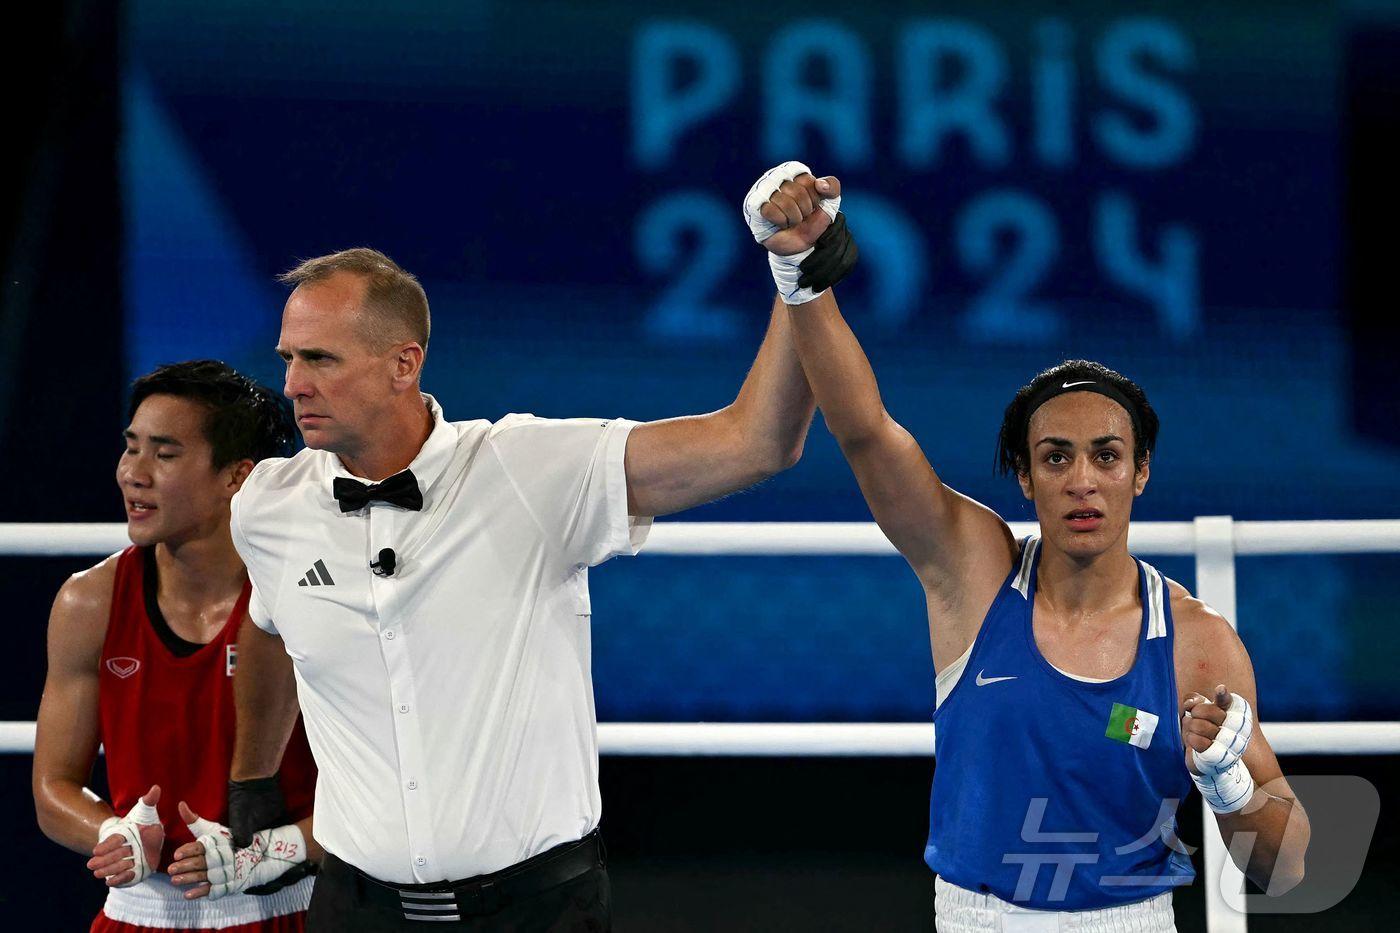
[{"left": 1024, "top": 379, "right": 1144, "bottom": 447}]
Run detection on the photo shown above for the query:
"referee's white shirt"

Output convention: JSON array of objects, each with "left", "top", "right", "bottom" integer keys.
[{"left": 229, "top": 394, "right": 650, "bottom": 883}]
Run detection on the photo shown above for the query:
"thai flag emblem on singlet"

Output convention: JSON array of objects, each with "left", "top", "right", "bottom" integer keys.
[{"left": 1106, "top": 702, "right": 1159, "bottom": 749}]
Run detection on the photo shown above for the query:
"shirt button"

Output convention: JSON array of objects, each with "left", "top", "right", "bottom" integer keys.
[
  {"left": 407, "top": 780, "right": 418, "bottom": 790},
  {"left": 415, "top": 856, "right": 427, "bottom": 866},
  {"left": 399, "top": 704, "right": 410, "bottom": 713},
  {"left": 384, "top": 630, "right": 396, "bottom": 640}
]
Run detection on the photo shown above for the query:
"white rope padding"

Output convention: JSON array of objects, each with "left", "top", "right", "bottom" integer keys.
[
  {"left": 647, "top": 519, "right": 1400, "bottom": 556},
  {"left": 4, "top": 519, "right": 1400, "bottom": 557},
  {"left": 600, "top": 721, "right": 1400, "bottom": 756},
  {"left": 4, "top": 720, "right": 1398, "bottom": 757}
]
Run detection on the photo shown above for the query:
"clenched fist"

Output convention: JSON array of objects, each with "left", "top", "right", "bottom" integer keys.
[
  {"left": 1181, "top": 684, "right": 1256, "bottom": 813},
  {"left": 754, "top": 173, "right": 842, "bottom": 256},
  {"left": 743, "top": 161, "right": 856, "bottom": 305}
]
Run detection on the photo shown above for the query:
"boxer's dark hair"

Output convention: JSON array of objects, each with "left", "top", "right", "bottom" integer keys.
[
  {"left": 995, "top": 360, "right": 1158, "bottom": 477},
  {"left": 130, "top": 360, "right": 296, "bottom": 467}
]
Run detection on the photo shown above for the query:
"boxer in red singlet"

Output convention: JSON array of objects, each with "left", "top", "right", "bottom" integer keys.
[{"left": 33, "top": 360, "right": 320, "bottom": 932}]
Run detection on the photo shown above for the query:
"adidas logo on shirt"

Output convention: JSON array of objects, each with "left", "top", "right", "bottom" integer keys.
[{"left": 298, "top": 559, "right": 336, "bottom": 587}]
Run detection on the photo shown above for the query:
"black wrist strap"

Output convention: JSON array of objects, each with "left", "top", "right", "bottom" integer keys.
[
  {"left": 797, "top": 212, "right": 859, "bottom": 294},
  {"left": 228, "top": 775, "right": 288, "bottom": 848}
]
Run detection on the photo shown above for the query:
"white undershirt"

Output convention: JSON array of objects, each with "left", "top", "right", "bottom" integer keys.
[
  {"left": 1051, "top": 663, "right": 1114, "bottom": 684},
  {"left": 936, "top": 641, "right": 1112, "bottom": 708}
]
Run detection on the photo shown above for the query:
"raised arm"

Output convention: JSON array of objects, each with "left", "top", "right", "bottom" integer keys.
[
  {"left": 33, "top": 562, "right": 118, "bottom": 854},
  {"left": 625, "top": 295, "right": 814, "bottom": 517},
  {"left": 754, "top": 169, "right": 1015, "bottom": 589}
]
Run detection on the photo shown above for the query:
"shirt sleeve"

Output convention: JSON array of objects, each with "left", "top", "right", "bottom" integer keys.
[
  {"left": 230, "top": 481, "right": 278, "bottom": 635},
  {"left": 488, "top": 415, "right": 652, "bottom": 568}
]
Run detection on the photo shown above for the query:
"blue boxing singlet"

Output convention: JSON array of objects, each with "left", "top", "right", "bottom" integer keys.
[{"left": 924, "top": 536, "right": 1196, "bottom": 910}]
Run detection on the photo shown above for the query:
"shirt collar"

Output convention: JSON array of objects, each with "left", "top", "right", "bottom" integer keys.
[{"left": 323, "top": 393, "right": 457, "bottom": 506}]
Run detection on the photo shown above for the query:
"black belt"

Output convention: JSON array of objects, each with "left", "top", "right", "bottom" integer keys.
[{"left": 339, "top": 831, "right": 605, "bottom": 922}]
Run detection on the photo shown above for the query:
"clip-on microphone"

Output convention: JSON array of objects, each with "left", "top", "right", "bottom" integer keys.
[{"left": 370, "top": 547, "right": 397, "bottom": 577}]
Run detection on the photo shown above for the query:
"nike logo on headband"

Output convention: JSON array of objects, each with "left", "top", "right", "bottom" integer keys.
[{"left": 1061, "top": 380, "right": 1095, "bottom": 388}]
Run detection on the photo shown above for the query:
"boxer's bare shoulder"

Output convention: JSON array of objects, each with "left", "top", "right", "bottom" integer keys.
[
  {"left": 34, "top": 552, "right": 122, "bottom": 852},
  {"left": 1165, "top": 577, "right": 1253, "bottom": 701},
  {"left": 49, "top": 552, "right": 121, "bottom": 656}
]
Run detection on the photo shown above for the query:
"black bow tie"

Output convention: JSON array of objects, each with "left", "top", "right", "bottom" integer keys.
[{"left": 333, "top": 469, "right": 423, "bottom": 513}]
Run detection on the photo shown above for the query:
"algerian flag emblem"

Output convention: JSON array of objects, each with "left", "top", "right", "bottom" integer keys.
[{"left": 1106, "top": 702, "right": 1159, "bottom": 749}]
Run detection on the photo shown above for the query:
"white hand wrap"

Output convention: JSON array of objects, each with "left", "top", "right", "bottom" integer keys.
[
  {"left": 186, "top": 814, "right": 307, "bottom": 900},
  {"left": 1189, "top": 694, "right": 1256, "bottom": 813},
  {"left": 98, "top": 797, "right": 162, "bottom": 887},
  {"left": 742, "top": 160, "right": 841, "bottom": 305}
]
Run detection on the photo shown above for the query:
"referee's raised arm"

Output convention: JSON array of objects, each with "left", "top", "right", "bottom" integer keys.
[{"left": 623, "top": 294, "right": 814, "bottom": 517}]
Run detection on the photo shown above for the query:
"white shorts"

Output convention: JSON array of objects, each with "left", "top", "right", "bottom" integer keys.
[
  {"left": 102, "top": 872, "right": 313, "bottom": 929},
  {"left": 934, "top": 876, "right": 1176, "bottom": 933}
]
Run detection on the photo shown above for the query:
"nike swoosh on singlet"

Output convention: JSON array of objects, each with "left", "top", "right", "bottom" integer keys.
[{"left": 975, "top": 670, "right": 1017, "bottom": 686}]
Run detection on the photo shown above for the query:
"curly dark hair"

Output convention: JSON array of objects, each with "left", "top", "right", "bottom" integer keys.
[
  {"left": 995, "top": 360, "right": 1158, "bottom": 477},
  {"left": 129, "top": 360, "right": 296, "bottom": 467}
]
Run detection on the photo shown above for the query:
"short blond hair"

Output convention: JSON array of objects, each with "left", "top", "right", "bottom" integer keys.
[{"left": 278, "top": 247, "right": 430, "bottom": 351}]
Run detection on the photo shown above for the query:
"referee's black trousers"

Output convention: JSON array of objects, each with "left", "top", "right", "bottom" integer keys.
[{"left": 306, "top": 840, "right": 611, "bottom": 932}]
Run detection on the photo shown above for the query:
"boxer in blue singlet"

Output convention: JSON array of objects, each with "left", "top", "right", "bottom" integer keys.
[{"left": 742, "top": 162, "right": 1312, "bottom": 930}]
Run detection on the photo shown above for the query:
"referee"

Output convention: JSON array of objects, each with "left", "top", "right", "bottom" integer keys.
[{"left": 225, "top": 241, "right": 842, "bottom": 930}]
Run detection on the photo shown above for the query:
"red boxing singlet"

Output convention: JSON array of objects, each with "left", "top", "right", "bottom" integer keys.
[{"left": 98, "top": 546, "right": 317, "bottom": 870}]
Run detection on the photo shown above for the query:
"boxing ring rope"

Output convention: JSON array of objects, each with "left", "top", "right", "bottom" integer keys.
[
  {"left": 5, "top": 517, "right": 1400, "bottom": 557},
  {"left": 6, "top": 516, "right": 1400, "bottom": 932},
  {"left": 3, "top": 719, "right": 1395, "bottom": 759}
]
